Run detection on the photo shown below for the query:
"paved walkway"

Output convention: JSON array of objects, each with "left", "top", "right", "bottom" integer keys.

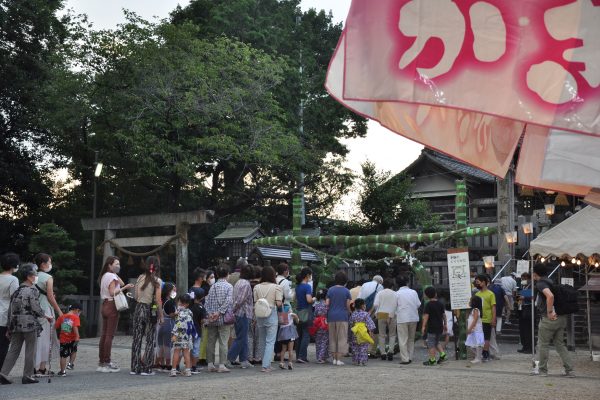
[{"left": 2, "top": 336, "right": 599, "bottom": 399}]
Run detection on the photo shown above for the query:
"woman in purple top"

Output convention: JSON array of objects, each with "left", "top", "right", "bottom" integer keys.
[{"left": 326, "top": 271, "right": 352, "bottom": 366}]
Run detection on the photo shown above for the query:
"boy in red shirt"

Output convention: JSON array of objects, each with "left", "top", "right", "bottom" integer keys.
[{"left": 55, "top": 303, "right": 82, "bottom": 377}]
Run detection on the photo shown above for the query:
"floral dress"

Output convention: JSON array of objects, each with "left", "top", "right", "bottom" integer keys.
[
  {"left": 349, "top": 310, "right": 375, "bottom": 364},
  {"left": 171, "top": 308, "right": 197, "bottom": 349},
  {"left": 313, "top": 301, "right": 329, "bottom": 361}
]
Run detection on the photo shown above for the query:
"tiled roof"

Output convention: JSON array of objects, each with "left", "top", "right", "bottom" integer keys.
[
  {"left": 424, "top": 150, "right": 496, "bottom": 183},
  {"left": 214, "top": 223, "right": 264, "bottom": 242}
]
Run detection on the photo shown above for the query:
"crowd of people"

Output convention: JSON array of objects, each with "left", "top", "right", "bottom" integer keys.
[{"left": 0, "top": 251, "right": 577, "bottom": 384}]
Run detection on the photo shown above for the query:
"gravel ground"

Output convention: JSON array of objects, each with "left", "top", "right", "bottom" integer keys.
[{"left": 2, "top": 336, "right": 599, "bottom": 400}]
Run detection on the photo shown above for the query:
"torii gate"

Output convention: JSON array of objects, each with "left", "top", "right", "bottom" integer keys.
[{"left": 81, "top": 210, "right": 213, "bottom": 295}]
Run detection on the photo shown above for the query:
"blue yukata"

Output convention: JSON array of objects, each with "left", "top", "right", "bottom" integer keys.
[{"left": 349, "top": 310, "right": 375, "bottom": 364}]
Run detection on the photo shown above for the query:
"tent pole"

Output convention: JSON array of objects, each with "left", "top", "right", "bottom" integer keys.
[
  {"left": 586, "top": 266, "right": 592, "bottom": 359},
  {"left": 530, "top": 255, "right": 536, "bottom": 365}
]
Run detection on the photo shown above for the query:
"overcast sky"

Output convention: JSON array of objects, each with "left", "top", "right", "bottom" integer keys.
[{"left": 62, "top": 0, "right": 423, "bottom": 218}]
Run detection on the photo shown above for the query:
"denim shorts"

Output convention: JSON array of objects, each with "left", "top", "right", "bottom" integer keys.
[
  {"left": 426, "top": 333, "right": 441, "bottom": 349},
  {"left": 191, "top": 336, "right": 201, "bottom": 358}
]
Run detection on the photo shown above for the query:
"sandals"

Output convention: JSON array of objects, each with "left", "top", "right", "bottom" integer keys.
[
  {"left": 288, "top": 363, "right": 293, "bottom": 370},
  {"left": 279, "top": 363, "right": 286, "bottom": 370}
]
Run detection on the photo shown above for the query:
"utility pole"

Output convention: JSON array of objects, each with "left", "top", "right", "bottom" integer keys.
[{"left": 497, "top": 165, "right": 515, "bottom": 273}]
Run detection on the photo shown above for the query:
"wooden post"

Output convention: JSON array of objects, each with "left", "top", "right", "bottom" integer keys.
[
  {"left": 455, "top": 180, "right": 469, "bottom": 360},
  {"left": 176, "top": 222, "right": 189, "bottom": 295}
]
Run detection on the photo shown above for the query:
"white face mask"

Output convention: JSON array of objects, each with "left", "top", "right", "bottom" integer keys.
[
  {"left": 33, "top": 276, "right": 39, "bottom": 285},
  {"left": 113, "top": 265, "right": 121, "bottom": 274},
  {"left": 170, "top": 291, "right": 177, "bottom": 299},
  {"left": 521, "top": 280, "right": 528, "bottom": 286},
  {"left": 208, "top": 278, "right": 215, "bottom": 286},
  {"left": 45, "top": 265, "right": 52, "bottom": 272}
]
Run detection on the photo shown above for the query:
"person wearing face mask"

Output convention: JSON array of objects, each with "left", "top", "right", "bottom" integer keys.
[
  {"left": 98, "top": 256, "right": 133, "bottom": 373},
  {"left": 155, "top": 283, "right": 177, "bottom": 372},
  {"left": 517, "top": 272, "right": 534, "bottom": 353},
  {"left": 33, "top": 253, "right": 63, "bottom": 377},
  {"left": 0, "top": 264, "right": 50, "bottom": 385},
  {"left": 0, "top": 253, "right": 20, "bottom": 369},
  {"left": 295, "top": 267, "right": 315, "bottom": 364}
]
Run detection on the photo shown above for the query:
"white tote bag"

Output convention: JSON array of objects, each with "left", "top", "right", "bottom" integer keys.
[{"left": 114, "top": 291, "right": 129, "bottom": 312}]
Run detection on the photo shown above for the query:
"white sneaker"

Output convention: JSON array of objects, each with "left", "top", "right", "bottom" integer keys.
[
  {"left": 107, "top": 363, "right": 120, "bottom": 373},
  {"left": 97, "top": 366, "right": 110, "bottom": 373},
  {"left": 169, "top": 369, "right": 177, "bottom": 377},
  {"left": 332, "top": 359, "right": 338, "bottom": 365},
  {"left": 336, "top": 360, "right": 345, "bottom": 366},
  {"left": 240, "top": 361, "right": 254, "bottom": 369},
  {"left": 470, "top": 358, "right": 481, "bottom": 364}
]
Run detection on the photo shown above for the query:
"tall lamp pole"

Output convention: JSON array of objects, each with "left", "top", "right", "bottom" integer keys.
[{"left": 89, "top": 151, "right": 103, "bottom": 299}]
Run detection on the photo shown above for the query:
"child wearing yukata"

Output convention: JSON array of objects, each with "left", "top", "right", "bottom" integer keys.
[
  {"left": 170, "top": 294, "right": 198, "bottom": 377},
  {"left": 349, "top": 298, "right": 375, "bottom": 366},
  {"left": 313, "top": 289, "right": 329, "bottom": 364}
]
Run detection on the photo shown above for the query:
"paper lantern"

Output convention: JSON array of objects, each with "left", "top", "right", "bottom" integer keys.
[
  {"left": 504, "top": 231, "right": 517, "bottom": 244},
  {"left": 521, "top": 222, "right": 533, "bottom": 234},
  {"left": 544, "top": 204, "right": 555, "bottom": 216},
  {"left": 483, "top": 256, "right": 495, "bottom": 269}
]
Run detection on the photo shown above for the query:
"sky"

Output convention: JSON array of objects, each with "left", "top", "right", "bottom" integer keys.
[{"left": 62, "top": 0, "right": 423, "bottom": 218}]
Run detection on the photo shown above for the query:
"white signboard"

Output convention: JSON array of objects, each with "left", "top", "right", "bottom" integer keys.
[
  {"left": 516, "top": 260, "right": 529, "bottom": 277},
  {"left": 561, "top": 277, "right": 574, "bottom": 287},
  {"left": 447, "top": 249, "right": 471, "bottom": 310}
]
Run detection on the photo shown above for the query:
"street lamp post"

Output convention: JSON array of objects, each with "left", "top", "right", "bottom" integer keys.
[{"left": 89, "top": 151, "right": 102, "bottom": 300}]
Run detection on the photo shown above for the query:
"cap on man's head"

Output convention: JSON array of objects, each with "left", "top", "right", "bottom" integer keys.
[{"left": 190, "top": 287, "right": 205, "bottom": 300}]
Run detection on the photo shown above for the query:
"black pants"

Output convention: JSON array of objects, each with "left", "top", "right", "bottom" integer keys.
[
  {"left": 0, "top": 326, "right": 10, "bottom": 369},
  {"left": 518, "top": 309, "right": 535, "bottom": 350}
]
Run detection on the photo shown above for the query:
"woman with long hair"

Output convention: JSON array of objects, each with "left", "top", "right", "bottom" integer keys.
[
  {"left": 130, "top": 256, "right": 163, "bottom": 375},
  {"left": 98, "top": 256, "right": 133, "bottom": 372},
  {"left": 33, "top": 253, "right": 63, "bottom": 377}
]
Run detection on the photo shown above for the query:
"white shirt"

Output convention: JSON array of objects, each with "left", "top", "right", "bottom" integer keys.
[
  {"left": 373, "top": 288, "right": 398, "bottom": 315},
  {"left": 0, "top": 274, "right": 19, "bottom": 326},
  {"left": 100, "top": 272, "right": 120, "bottom": 300},
  {"left": 500, "top": 276, "right": 517, "bottom": 295},
  {"left": 395, "top": 286, "right": 421, "bottom": 323},
  {"left": 276, "top": 275, "right": 294, "bottom": 304},
  {"left": 358, "top": 280, "right": 383, "bottom": 299}
]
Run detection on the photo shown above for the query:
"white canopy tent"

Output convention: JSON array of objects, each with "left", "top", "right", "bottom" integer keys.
[
  {"left": 530, "top": 206, "right": 600, "bottom": 257},
  {"left": 529, "top": 205, "right": 600, "bottom": 358}
]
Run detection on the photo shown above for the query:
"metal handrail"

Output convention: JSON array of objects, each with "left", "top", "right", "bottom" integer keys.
[
  {"left": 492, "top": 258, "right": 513, "bottom": 281},
  {"left": 548, "top": 264, "right": 561, "bottom": 278}
]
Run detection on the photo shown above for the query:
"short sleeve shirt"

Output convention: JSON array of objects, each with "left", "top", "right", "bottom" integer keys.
[
  {"left": 535, "top": 279, "right": 553, "bottom": 314},
  {"left": 0, "top": 274, "right": 19, "bottom": 327},
  {"left": 476, "top": 289, "right": 497, "bottom": 324},
  {"left": 424, "top": 300, "right": 445, "bottom": 334},
  {"left": 296, "top": 283, "right": 312, "bottom": 310},
  {"left": 326, "top": 286, "right": 351, "bottom": 322},
  {"left": 100, "top": 272, "right": 120, "bottom": 300},
  {"left": 55, "top": 313, "right": 80, "bottom": 343}
]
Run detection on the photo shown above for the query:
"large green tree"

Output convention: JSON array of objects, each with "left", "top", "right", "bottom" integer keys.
[
  {"left": 171, "top": 0, "right": 366, "bottom": 216},
  {"left": 336, "top": 162, "right": 440, "bottom": 234},
  {"left": 0, "top": 0, "right": 70, "bottom": 251}
]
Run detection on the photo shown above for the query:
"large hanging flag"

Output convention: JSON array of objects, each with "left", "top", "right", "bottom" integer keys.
[{"left": 326, "top": 0, "right": 600, "bottom": 199}]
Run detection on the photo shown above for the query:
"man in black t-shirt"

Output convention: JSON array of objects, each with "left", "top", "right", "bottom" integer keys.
[
  {"left": 531, "top": 264, "right": 574, "bottom": 377},
  {"left": 421, "top": 287, "right": 448, "bottom": 366}
]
